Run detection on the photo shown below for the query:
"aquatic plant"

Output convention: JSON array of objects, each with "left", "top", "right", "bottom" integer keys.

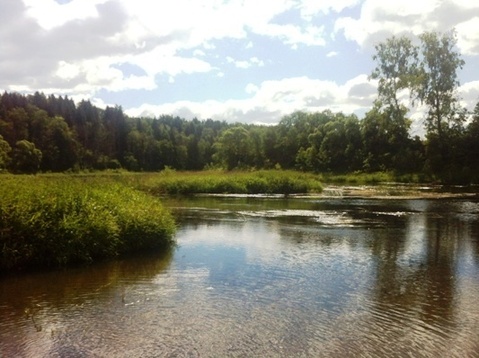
[
  {"left": 0, "top": 176, "right": 176, "bottom": 271},
  {"left": 139, "top": 170, "right": 323, "bottom": 195},
  {"left": 319, "top": 171, "right": 431, "bottom": 185}
]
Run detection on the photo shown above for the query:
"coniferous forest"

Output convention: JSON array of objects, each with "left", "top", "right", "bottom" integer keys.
[{"left": 0, "top": 31, "right": 478, "bottom": 183}]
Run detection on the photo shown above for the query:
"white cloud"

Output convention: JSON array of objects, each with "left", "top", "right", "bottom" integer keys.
[
  {"left": 335, "top": 0, "right": 479, "bottom": 54},
  {"left": 459, "top": 81, "right": 479, "bottom": 108},
  {"left": 299, "top": 0, "right": 360, "bottom": 19},
  {"left": 255, "top": 23, "right": 326, "bottom": 48},
  {"left": 456, "top": 17, "right": 479, "bottom": 55},
  {"left": 245, "top": 83, "right": 259, "bottom": 94},
  {"left": 5, "top": 0, "right": 330, "bottom": 97},
  {"left": 56, "top": 61, "right": 81, "bottom": 81},
  {"left": 2, "top": 0, "right": 478, "bottom": 127},
  {"left": 23, "top": 0, "right": 106, "bottom": 30},
  {"left": 127, "top": 75, "right": 376, "bottom": 123},
  {"left": 227, "top": 56, "right": 265, "bottom": 69}
]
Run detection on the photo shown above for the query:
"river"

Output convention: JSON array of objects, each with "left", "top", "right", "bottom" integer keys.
[{"left": 1, "top": 190, "right": 479, "bottom": 357}]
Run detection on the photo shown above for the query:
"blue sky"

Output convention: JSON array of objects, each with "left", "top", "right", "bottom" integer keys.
[{"left": 2, "top": 0, "right": 479, "bottom": 131}]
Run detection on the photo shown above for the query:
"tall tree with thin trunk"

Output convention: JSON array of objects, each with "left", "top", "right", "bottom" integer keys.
[
  {"left": 370, "top": 35, "right": 419, "bottom": 120},
  {"left": 415, "top": 31, "right": 465, "bottom": 140}
]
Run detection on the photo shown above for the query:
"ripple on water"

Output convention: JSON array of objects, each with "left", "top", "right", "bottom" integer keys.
[
  {"left": 239, "top": 209, "right": 366, "bottom": 227},
  {"left": 2, "top": 197, "right": 479, "bottom": 357}
]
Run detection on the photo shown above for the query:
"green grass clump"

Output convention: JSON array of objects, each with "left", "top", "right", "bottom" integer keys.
[
  {"left": 319, "top": 171, "right": 428, "bottom": 184},
  {"left": 0, "top": 176, "right": 176, "bottom": 271},
  {"left": 139, "top": 170, "right": 323, "bottom": 195}
]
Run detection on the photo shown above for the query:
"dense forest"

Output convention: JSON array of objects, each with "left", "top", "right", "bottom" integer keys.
[{"left": 0, "top": 31, "right": 478, "bottom": 183}]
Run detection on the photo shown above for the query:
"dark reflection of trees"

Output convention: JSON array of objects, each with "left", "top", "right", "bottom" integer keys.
[
  {"left": 469, "top": 219, "right": 479, "bottom": 268},
  {"left": 366, "top": 201, "right": 475, "bottom": 335},
  {"left": 367, "top": 227, "right": 408, "bottom": 298},
  {"left": 0, "top": 247, "right": 174, "bottom": 321},
  {"left": 0, "top": 247, "right": 174, "bottom": 357},
  {"left": 419, "top": 216, "right": 458, "bottom": 323}
]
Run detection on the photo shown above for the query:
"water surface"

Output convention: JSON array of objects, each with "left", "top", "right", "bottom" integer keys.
[{"left": 1, "top": 194, "right": 479, "bottom": 357}]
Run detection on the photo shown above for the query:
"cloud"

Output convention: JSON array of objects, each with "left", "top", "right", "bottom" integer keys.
[
  {"left": 0, "top": 0, "right": 131, "bottom": 94},
  {"left": 299, "top": 0, "right": 361, "bottom": 18},
  {"left": 22, "top": 0, "right": 106, "bottom": 30},
  {"left": 335, "top": 0, "right": 479, "bottom": 54},
  {"left": 227, "top": 56, "right": 265, "bottom": 69},
  {"left": 2, "top": 0, "right": 478, "bottom": 127},
  {"left": 127, "top": 75, "right": 376, "bottom": 123},
  {"left": 255, "top": 23, "right": 326, "bottom": 48},
  {"left": 2, "top": 0, "right": 331, "bottom": 97},
  {"left": 456, "top": 17, "right": 479, "bottom": 55},
  {"left": 459, "top": 80, "right": 479, "bottom": 108}
]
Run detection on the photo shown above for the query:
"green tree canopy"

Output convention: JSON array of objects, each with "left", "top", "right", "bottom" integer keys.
[
  {"left": 0, "top": 135, "right": 11, "bottom": 170},
  {"left": 11, "top": 140, "right": 42, "bottom": 174},
  {"left": 214, "top": 126, "right": 252, "bottom": 170}
]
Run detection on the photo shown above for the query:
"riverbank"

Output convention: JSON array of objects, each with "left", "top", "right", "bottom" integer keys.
[
  {"left": 0, "top": 176, "right": 176, "bottom": 272},
  {"left": 130, "top": 169, "right": 324, "bottom": 195},
  {"left": 0, "top": 170, "right": 324, "bottom": 271},
  {"left": 2, "top": 169, "right": 473, "bottom": 272}
]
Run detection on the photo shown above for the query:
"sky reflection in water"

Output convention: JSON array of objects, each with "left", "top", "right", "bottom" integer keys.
[{"left": 1, "top": 196, "right": 479, "bottom": 357}]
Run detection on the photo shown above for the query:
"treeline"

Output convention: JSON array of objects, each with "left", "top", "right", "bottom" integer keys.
[
  {"left": 0, "top": 91, "right": 226, "bottom": 173},
  {"left": 0, "top": 90, "right": 479, "bottom": 182},
  {"left": 0, "top": 31, "right": 478, "bottom": 183}
]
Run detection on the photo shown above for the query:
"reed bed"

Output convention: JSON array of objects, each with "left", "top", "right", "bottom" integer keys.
[
  {"left": 0, "top": 169, "right": 324, "bottom": 271},
  {"left": 318, "top": 171, "right": 430, "bottom": 184},
  {"left": 134, "top": 170, "right": 323, "bottom": 195}
]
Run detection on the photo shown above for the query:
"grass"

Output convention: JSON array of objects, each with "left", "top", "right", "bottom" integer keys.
[
  {"left": 319, "top": 171, "right": 432, "bottom": 185},
  {"left": 1, "top": 170, "right": 322, "bottom": 271},
  {"left": 130, "top": 169, "right": 324, "bottom": 195},
  {"left": 1, "top": 169, "right": 439, "bottom": 271},
  {"left": 0, "top": 169, "right": 325, "bottom": 271},
  {"left": 0, "top": 175, "right": 176, "bottom": 271}
]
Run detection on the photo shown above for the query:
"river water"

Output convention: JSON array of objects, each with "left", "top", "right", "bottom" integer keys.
[{"left": 1, "top": 191, "right": 479, "bottom": 357}]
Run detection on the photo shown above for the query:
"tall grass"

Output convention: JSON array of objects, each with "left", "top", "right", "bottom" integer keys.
[
  {"left": 319, "top": 171, "right": 431, "bottom": 184},
  {"left": 0, "top": 176, "right": 176, "bottom": 271},
  {"left": 134, "top": 170, "right": 323, "bottom": 195}
]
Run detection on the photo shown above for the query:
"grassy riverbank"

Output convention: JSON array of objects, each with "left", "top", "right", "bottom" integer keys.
[
  {"left": 0, "top": 176, "right": 176, "bottom": 271},
  {"left": 318, "top": 171, "right": 432, "bottom": 185},
  {"left": 0, "top": 169, "right": 324, "bottom": 271},
  {"left": 132, "top": 169, "right": 324, "bottom": 195}
]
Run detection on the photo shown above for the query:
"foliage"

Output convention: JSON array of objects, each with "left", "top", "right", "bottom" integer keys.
[
  {"left": 416, "top": 31, "right": 465, "bottom": 137},
  {"left": 11, "top": 140, "right": 42, "bottom": 174},
  {"left": 370, "top": 30, "right": 467, "bottom": 181},
  {"left": 0, "top": 135, "right": 11, "bottom": 170},
  {"left": 319, "top": 171, "right": 431, "bottom": 185},
  {"left": 370, "top": 35, "right": 419, "bottom": 116},
  {"left": 0, "top": 176, "right": 176, "bottom": 271},
  {"left": 214, "top": 126, "right": 253, "bottom": 170},
  {"left": 0, "top": 32, "right": 478, "bottom": 188}
]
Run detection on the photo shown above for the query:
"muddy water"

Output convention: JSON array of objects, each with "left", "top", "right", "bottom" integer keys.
[{"left": 1, "top": 195, "right": 479, "bottom": 357}]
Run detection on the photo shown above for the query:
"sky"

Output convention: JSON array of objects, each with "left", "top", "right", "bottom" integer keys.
[{"left": 2, "top": 0, "right": 479, "bottom": 133}]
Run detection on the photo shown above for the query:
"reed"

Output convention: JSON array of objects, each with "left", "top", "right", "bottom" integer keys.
[
  {"left": 136, "top": 169, "right": 323, "bottom": 195},
  {"left": 318, "top": 171, "right": 429, "bottom": 184},
  {"left": 0, "top": 175, "right": 176, "bottom": 271}
]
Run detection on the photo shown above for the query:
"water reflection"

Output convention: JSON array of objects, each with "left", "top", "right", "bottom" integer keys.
[
  {"left": 1, "top": 196, "right": 479, "bottom": 357},
  {"left": 0, "top": 249, "right": 173, "bottom": 358}
]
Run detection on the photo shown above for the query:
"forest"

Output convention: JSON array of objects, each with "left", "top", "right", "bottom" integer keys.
[{"left": 1, "top": 31, "right": 478, "bottom": 183}]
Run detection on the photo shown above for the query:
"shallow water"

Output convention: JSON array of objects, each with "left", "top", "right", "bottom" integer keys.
[{"left": 1, "top": 195, "right": 479, "bottom": 357}]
